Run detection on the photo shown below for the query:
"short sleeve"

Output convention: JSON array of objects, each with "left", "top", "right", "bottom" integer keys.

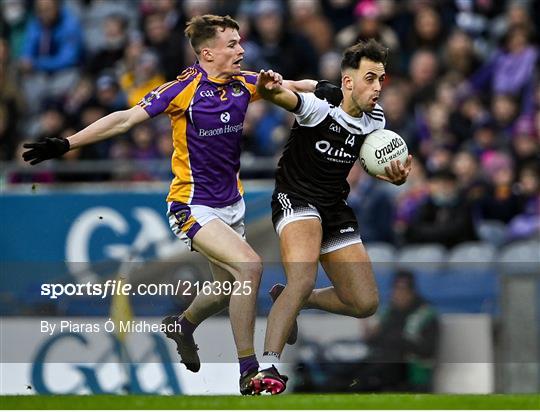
[
  {"left": 237, "top": 71, "right": 260, "bottom": 102},
  {"left": 294, "top": 92, "right": 331, "bottom": 127},
  {"left": 138, "top": 68, "right": 201, "bottom": 117}
]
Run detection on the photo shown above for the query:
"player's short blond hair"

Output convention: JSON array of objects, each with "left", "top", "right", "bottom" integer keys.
[{"left": 184, "top": 15, "right": 240, "bottom": 54}]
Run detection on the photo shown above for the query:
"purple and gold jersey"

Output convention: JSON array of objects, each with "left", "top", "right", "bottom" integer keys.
[{"left": 138, "top": 64, "right": 260, "bottom": 207}]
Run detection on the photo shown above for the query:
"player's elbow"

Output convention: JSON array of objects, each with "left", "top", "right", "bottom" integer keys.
[{"left": 120, "top": 106, "right": 148, "bottom": 133}]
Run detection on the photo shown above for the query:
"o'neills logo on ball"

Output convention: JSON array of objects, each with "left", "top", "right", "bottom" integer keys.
[{"left": 375, "top": 138, "right": 404, "bottom": 159}]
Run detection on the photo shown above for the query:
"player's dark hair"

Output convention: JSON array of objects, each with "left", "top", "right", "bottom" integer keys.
[
  {"left": 341, "top": 39, "right": 388, "bottom": 71},
  {"left": 185, "top": 14, "right": 240, "bottom": 54}
]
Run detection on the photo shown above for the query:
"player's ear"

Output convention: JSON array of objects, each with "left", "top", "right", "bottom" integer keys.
[
  {"left": 342, "top": 74, "right": 353, "bottom": 91},
  {"left": 201, "top": 48, "right": 213, "bottom": 62}
]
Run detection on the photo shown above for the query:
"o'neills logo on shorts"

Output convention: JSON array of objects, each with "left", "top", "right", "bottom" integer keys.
[{"left": 375, "top": 138, "right": 404, "bottom": 159}]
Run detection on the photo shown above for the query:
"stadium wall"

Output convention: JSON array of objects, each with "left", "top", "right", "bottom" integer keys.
[{"left": 0, "top": 315, "right": 493, "bottom": 395}]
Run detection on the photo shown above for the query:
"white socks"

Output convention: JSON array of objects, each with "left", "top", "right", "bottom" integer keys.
[{"left": 260, "top": 352, "right": 281, "bottom": 369}]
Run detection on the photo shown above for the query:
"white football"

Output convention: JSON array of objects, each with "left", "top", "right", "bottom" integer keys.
[{"left": 359, "top": 129, "right": 408, "bottom": 176}]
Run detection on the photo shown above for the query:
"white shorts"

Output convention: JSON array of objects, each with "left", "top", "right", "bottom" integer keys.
[{"left": 167, "top": 198, "right": 246, "bottom": 250}]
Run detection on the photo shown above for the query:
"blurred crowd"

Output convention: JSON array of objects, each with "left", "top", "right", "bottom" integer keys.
[{"left": 1, "top": 0, "right": 539, "bottom": 245}]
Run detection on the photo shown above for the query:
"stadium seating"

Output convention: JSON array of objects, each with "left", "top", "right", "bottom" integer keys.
[
  {"left": 497, "top": 239, "right": 540, "bottom": 275},
  {"left": 396, "top": 244, "right": 448, "bottom": 276}
]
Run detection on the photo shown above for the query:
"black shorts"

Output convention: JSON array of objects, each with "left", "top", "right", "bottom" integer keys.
[{"left": 271, "top": 190, "right": 362, "bottom": 254}]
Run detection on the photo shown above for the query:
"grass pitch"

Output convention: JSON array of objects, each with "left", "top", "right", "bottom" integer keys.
[{"left": 1, "top": 394, "right": 539, "bottom": 409}]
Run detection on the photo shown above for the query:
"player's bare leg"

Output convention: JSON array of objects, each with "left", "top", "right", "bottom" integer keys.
[
  {"left": 313, "top": 243, "right": 379, "bottom": 318},
  {"left": 184, "top": 262, "right": 234, "bottom": 324},
  {"left": 263, "top": 219, "right": 321, "bottom": 355},
  {"left": 267, "top": 244, "right": 379, "bottom": 350},
  {"left": 192, "top": 219, "right": 262, "bottom": 393},
  {"left": 253, "top": 219, "right": 320, "bottom": 394},
  {"left": 285, "top": 243, "right": 379, "bottom": 318}
]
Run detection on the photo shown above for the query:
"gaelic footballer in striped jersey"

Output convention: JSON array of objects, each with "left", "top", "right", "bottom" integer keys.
[{"left": 255, "top": 40, "right": 412, "bottom": 377}]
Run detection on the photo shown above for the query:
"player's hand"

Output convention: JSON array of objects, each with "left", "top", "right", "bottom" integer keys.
[
  {"left": 22, "top": 137, "right": 70, "bottom": 165},
  {"left": 314, "top": 80, "right": 343, "bottom": 106},
  {"left": 376, "top": 155, "right": 412, "bottom": 186},
  {"left": 257, "top": 69, "right": 283, "bottom": 92}
]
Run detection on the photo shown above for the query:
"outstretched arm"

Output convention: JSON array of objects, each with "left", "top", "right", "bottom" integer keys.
[
  {"left": 68, "top": 105, "right": 149, "bottom": 149},
  {"left": 23, "top": 105, "right": 149, "bottom": 164},
  {"left": 256, "top": 70, "right": 300, "bottom": 111},
  {"left": 282, "top": 79, "right": 317, "bottom": 93}
]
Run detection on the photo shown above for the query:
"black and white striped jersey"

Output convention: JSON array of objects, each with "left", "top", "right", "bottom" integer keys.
[{"left": 274, "top": 92, "right": 385, "bottom": 207}]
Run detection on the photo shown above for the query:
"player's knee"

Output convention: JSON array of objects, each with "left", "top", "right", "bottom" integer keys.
[
  {"left": 236, "top": 254, "right": 263, "bottom": 284},
  {"left": 355, "top": 293, "right": 379, "bottom": 318}
]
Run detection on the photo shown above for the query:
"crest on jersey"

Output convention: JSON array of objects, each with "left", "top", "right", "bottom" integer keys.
[
  {"left": 174, "top": 210, "right": 189, "bottom": 226},
  {"left": 141, "top": 90, "right": 161, "bottom": 106},
  {"left": 220, "top": 112, "right": 231, "bottom": 123},
  {"left": 231, "top": 83, "right": 244, "bottom": 97}
]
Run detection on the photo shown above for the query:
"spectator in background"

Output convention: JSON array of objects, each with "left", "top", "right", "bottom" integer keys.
[
  {"left": 242, "top": 0, "right": 319, "bottom": 80},
  {"left": 510, "top": 117, "right": 540, "bottom": 177},
  {"left": 450, "top": 95, "right": 490, "bottom": 144},
  {"left": 318, "top": 50, "right": 342, "bottom": 85},
  {"left": 408, "top": 49, "right": 439, "bottom": 108},
  {"left": 491, "top": 93, "right": 520, "bottom": 141},
  {"left": 348, "top": 163, "right": 396, "bottom": 244},
  {"left": 86, "top": 13, "right": 129, "bottom": 76},
  {"left": 424, "top": 144, "right": 454, "bottom": 175},
  {"left": 336, "top": 0, "right": 399, "bottom": 72},
  {"left": 464, "top": 25, "right": 538, "bottom": 116},
  {"left": 152, "top": 0, "right": 184, "bottom": 34},
  {"left": 490, "top": 1, "right": 536, "bottom": 46},
  {"left": 417, "top": 101, "right": 456, "bottom": 160},
  {"left": 288, "top": 0, "right": 334, "bottom": 57},
  {"left": 131, "top": 124, "right": 159, "bottom": 161},
  {"left": 353, "top": 270, "right": 439, "bottom": 393},
  {"left": 380, "top": 83, "right": 417, "bottom": 152},
  {"left": 120, "top": 50, "right": 165, "bottom": 107},
  {"left": 464, "top": 121, "right": 501, "bottom": 159},
  {"left": 394, "top": 158, "right": 429, "bottom": 244},
  {"left": 28, "top": 103, "right": 65, "bottom": 142},
  {"left": 405, "top": 169, "right": 477, "bottom": 248},
  {"left": 320, "top": 0, "right": 355, "bottom": 33},
  {"left": 451, "top": 150, "right": 489, "bottom": 204},
  {"left": 478, "top": 151, "right": 525, "bottom": 225},
  {"left": 442, "top": 29, "right": 481, "bottom": 79},
  {"left": 0, "top": 38, "right": 24, "bottom": 160},
  {"left": 81, "top": 0, "right": 137, "bottom": 55},
  {"left": 19, "top": 0, "right": 84, "bottom": 114},
  {"left": 0, "top": 0, "right": 29, "bottom": 58},
  {"left": 507, "top": 163, "right": 540, "bottom": 242},
  {"left": 242, "top": 100, "right": 290, "bottom": 158},
  {"left": 95, "top": 74, "right": 128, "bottom": 113},
  {"left": 62, "top": 75, "right": 95, "bottom": 120},
  {"left": 404, "top": 5, "right": 446, "bottom": 56},
  {"left": 143, "top": 12, "right": 187, "bottom": 81},
  {"left": 180, "top": 0, "right": 213, "bottom": 21}
]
